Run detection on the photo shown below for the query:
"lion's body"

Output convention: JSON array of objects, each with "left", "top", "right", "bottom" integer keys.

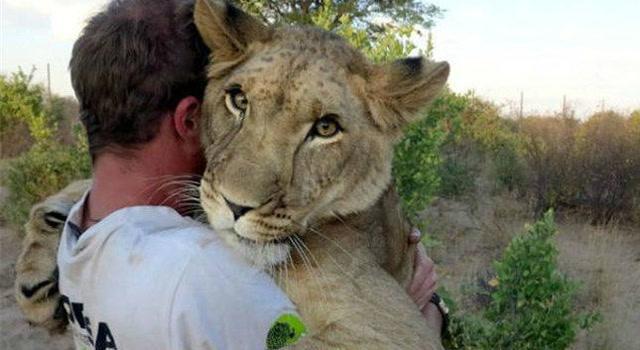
[
  {"left": 282, "top": 187, "right": 440, "bottom": 349},
  {"left": 14, "top": 1, "right": 448, "bottom": 348}
]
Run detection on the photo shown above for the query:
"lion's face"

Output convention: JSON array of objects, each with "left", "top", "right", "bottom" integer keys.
[
  {"left": 199, "top": 35, "right": 394, "bottom": 266},
  {"left": 194, "top": 0, "right": 448, "bottom": 268}
]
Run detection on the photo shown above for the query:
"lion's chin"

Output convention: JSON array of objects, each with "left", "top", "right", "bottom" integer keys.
[{"left": 218, "top": 229, "right": 291, "bottom": 270}]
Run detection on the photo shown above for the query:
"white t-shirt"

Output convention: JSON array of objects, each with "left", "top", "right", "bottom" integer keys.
[{"left": 58, "top": 193, "right": 305, "bottom": 350}]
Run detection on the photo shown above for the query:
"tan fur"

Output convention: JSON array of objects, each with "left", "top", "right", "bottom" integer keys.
[
  {"left": 283, "top": 187, "right": 438, "bottom": 349},
  {"left": 14, "top": 179, "right": 91, "bottom": 332},
  {"left": 194, "top": 1, "right": 449, "bottom": 349}
]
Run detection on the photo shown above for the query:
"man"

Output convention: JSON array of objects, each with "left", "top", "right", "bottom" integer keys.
[{"left": 58, "top": 0, "right": 443, "bottom": 348}]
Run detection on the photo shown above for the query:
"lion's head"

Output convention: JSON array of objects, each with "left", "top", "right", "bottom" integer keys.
[{"left": 194, "top": 0, "right": 449, "bottom": 268}]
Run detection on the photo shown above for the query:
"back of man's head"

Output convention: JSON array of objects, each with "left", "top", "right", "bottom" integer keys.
[{"left": 70, "top": 0, "right": 209, "bottom": 158}]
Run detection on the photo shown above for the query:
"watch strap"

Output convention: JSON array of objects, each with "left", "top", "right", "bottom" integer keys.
[{"left": 429, "top": 292, "right": 450, "bottom": 340}]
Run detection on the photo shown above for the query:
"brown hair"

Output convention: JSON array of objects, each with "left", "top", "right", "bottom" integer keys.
[{"left": 70, "top": 0, "right": 210, "bottom": 157}]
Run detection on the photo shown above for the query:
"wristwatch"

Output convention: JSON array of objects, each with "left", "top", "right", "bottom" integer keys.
[{"left": 429, "top": 293, "right": 450, "bottom": 340}]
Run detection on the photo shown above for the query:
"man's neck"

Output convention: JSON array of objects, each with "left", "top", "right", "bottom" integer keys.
[{"left": 83, "top": 152, "right": 190, "bottom": 229}]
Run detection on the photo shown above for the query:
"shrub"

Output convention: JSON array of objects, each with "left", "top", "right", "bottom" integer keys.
[
  {"left": 573, "top": 112, "right": 640, "bottom": 223},
  {"left": 484, "top": 211, "right": 588, "bottom": 349},
  {"left": 517, "top": 116, "right": 580, "bottom": 218},
  {"left": 0, "top": 69, "right": 45, "bottom": 134},
  {"left": 1, "top": 67, "right": 90, "bottom": 228},
  {"left": 0, "top": 69, "right": 43, "bottom": 157},
  {"left": 514, "top": 111, "right": 640, "bottom": 222},
  {"left": 437, "top": 153, "right": 475, "bottom": 198},
  {"left": 434, "top": 92, "right": 526, "bottom": 198},
  {"left": 1, "top": 136, "right": 91, "bottom": 229},
  {"left": 1, "top": 68, "right": 81, "bottom": 158},
  {"left": 446, "top": 212, "right": 599, "bottom": 349},
  {"left": 393, "top": 93, "right": 452, "bottom": 219},
  {"left": 491, "top": 142, "right": 524, "bottom": 192},
  {"left": 49, "top": 95, "right": 81, "bottom": 145},
  {"left": 431, "top": 92, "right": 476, "bottom": 198},
  {"left": 463, "top": 100, "right": 526, "bottom": 194},
  {"left": 393, "top": 109, "right": 446, "bottom": 219}
]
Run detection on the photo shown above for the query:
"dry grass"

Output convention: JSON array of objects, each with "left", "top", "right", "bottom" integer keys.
[
  {"left": 558, "top": 221, "right": 640, "bottom": 349},
  {"left": 424, "top": 191, "right": 640, "bottom": 349}
]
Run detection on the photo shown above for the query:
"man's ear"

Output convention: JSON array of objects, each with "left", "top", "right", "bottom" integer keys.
[
  {"left": 194, "top": 0, "right": 270, "bottom": 62},
  {"left": 367, "top": 57, "right": 449, "bottom": 131},
  {"left": 173, "top": 96, "right": 201, "bottom": 151}
]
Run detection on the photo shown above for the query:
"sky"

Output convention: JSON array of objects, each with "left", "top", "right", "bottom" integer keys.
[
  {"left": 429, "top": 0, "right": 640, "bottom": 117},
  {"left": 1, "top": 0, "right": 639, "bottom": 118}
]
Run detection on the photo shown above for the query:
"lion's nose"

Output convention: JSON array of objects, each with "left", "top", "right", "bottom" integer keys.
[{"left": 224, "top": 197, "right": 254, "bottom": 220}]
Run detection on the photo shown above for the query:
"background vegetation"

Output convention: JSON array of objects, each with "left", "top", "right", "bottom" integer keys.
[
  {"left": 1, "top": 1, "right": 638, "bottom": 349},
  {"left": 0, "top": 70, "right": 90, "bottom": 227}
]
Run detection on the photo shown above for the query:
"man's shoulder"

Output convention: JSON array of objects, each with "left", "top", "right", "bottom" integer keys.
[
  {"left": 101, "top": 205, "right": 218, "bottom": 252},
  {"left": 60, "top": 204, "right": 225, "bottom": 281},
  {"left": 125, "top": 210, "right": 217, "bottom": 249},
  {"left": 104, "top": 206, "right": 262, "bottom": 277}
]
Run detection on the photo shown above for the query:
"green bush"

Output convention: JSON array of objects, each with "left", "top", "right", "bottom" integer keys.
[
  {"left": 491, "top": 143, "right": 524, "bottom": 192},
  {"left": 486, "top": 211, "right": 584, "bottom": 349},
  {"left": 430, "top": 92, "right": 475, "bottom": 198},
  {"left": 433, "top": 92, "right": 526, "bottom": 198},
  {"left": 437, "top": 154, "right": 475, "bottom": 198},
  {"left": 1, "top": 67, "right": 90, "bottom": 229},
  {"left": 1, "top": 69, "right": 42, "bottom": 157},
  {"left": 0, "top": 69, "right": 45, "bottom": 136},
  {"left": 393, "top": 94, "right": 451, "bottom": 219},
  {"left": 1, "top": 139, "right": 91, "bottom": 229},
  {"left": 463, "top": 98, "right": 524, "bottom": 194},
  {"left": 0, "top": 68, "right": 69, "bottom": 147},
  {"left": 446, "top": 211, "right": 599, "bottom": 349},
  {"left": 573, "top": 112, "right": 640, "bottom": 223},
  {"left": 517, "top": 116, "right": 580, "bottom": 218},
  {"left": 2, "top": 137, "right": 91, "bottom": 229}
]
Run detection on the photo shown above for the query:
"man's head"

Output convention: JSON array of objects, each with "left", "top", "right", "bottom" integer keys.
[{"left": 70, "top": 0, "right": 210, "bottom": 160}]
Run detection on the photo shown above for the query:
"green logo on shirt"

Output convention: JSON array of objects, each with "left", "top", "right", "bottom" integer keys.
[{"left": 266, "top": 313, "right": 307, "bottom": 349}]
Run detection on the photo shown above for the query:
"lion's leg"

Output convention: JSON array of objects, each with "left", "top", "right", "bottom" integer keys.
[
  {"left": 14, "top": 179, "right": 90, "bottom": 332},
  {"left": 285, "top": 262, "right": 441, "bottom": 350}
]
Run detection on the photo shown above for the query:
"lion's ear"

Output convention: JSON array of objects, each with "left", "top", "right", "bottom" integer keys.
[
  {"left": 194, "top": 0, "right": 270, "bottom": 62},
  {"left": 367, "top": 57, "right": 449, "bottom": 131}
]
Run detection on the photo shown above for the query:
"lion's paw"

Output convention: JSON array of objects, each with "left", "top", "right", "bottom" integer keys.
[{"left": 14, "top": 179, "right": 90, "bottom": 332}]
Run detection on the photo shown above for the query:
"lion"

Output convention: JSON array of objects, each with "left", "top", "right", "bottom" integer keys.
[
  {"left": 14, "top": 0, "right": 449, "bottom": 348},
  {"left": 193, "top": 0, "right": 448, "bottom": 348}
]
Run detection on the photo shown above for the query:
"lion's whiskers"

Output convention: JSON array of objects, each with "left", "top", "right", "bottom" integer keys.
[
  {"left": 141, "top": 174, "right": 202, "bottom": 206},
  {"left": 138, "top": 175, "right": 206, "bottom": 219}
]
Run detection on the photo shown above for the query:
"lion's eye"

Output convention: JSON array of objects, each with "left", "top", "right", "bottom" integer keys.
[
  {"left": 224, "top": 86, "right": 249, "bottom": 118},
  {"left": 310, "top": 114, "right": 342, "bottom": 139}
]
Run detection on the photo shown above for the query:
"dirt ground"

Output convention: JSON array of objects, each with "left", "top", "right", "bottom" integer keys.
[{"left": 0, "top": 187, "right": 73, "bottom": 350}]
